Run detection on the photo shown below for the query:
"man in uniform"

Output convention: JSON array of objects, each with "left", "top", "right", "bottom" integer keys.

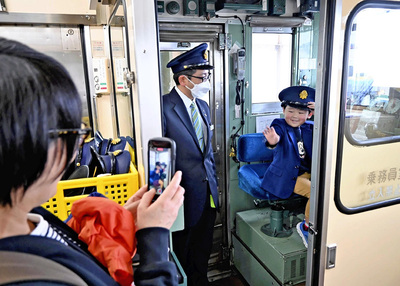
[{"left": 162, "top": 43, "right": 219, "bottom": 286}]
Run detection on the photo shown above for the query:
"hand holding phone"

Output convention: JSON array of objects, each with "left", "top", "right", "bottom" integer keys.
[
  {"left": 124, "top": 171, "right": 184, "bottom": 230},
  {"left": 147, "top": 137, "right": 176, "bottom": 201}
]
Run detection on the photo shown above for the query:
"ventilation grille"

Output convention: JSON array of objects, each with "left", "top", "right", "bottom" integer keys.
[
  {"left": 300, "top": 257, "right": 306, "bottom": 276},
  {"left": 290, "top": 260, "right": 297, "bottom": 278}
]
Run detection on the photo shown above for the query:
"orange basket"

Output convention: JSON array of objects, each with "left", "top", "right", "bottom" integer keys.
[{"left": 42, "top": 163, "right": 139, "bottom": 221}]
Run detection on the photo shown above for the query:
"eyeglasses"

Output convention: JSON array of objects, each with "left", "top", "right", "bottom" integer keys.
[
  {"left": 48, "top": 128, "right": 92, "bottom": 146},
  {"left": 187, "top": 73, "right": 212, "bottom": 83}
]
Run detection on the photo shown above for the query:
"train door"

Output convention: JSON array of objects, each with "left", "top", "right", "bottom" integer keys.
[
  {"left": 158, "top": 24, "right": 229, "bottom": 279},
  {"left": 311, "top": 0, "right": 400, "bottom": 284}
]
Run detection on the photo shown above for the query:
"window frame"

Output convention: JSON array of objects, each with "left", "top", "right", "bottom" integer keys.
[
  {"left": 335, "top": 0, "right": 400, "bottom": 214},
  {"left": 341, "top": 1, "right": 400, "bottom": 147}
]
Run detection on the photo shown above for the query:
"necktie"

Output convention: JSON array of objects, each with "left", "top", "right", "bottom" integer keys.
[
  {"left": 190, "top": 102, "right": 204, "bottom": 152},
  {"left": 294, "top": 127, "right": 305, "bottom": 159}
]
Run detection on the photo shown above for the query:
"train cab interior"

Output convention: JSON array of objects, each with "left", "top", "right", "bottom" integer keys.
[
  {"left": 156, "top": 2, "right": 320, "bottom": 285},
  {"left": 2, "top": 0, "right": 400, "bottom": 285}
]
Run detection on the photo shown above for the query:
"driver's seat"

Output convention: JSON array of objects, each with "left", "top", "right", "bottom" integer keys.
[{"left": 236, "top": 133, "right": 305, "bottom": 237}]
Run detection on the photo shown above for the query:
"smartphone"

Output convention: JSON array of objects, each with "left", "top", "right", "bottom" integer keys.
[{"left": 147, "top": 137, "right": 176, "bottom": 201}]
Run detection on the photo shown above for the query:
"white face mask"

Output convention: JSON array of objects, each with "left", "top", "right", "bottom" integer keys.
[{"left": 185, "top": 76, "right": 211, "bottom": 99}]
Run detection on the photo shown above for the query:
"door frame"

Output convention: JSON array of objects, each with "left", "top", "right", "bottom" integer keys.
[
  {"left": 311, "top": 0, "right": 400, "bottom": 285},
  {"left": 158, "top": 23, "right": 229, "bottom": 276}
]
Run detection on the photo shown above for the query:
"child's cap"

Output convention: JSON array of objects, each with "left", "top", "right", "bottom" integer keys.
[
  {"left": 166, "top": 43, "right": 214, "bottom": 74},
  {"left": 279, "top": 86, "right": 315, "bottom": 109}
]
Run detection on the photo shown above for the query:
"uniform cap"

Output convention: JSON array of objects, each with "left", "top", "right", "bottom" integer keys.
[
  {"left": 278, "top": 86, "right": 315, "bottom": 108},
  {"left": 166, "top": 43, "right": 214, "bottom": 74}
]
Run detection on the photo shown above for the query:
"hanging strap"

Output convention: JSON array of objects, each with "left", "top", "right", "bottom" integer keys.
[{"left": 0, "top": 251, "right": 87, "bottom": 286}]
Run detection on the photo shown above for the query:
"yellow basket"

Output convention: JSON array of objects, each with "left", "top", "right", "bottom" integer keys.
[{"left": 42, "top": 163, "right": 139, "bottom": 221}]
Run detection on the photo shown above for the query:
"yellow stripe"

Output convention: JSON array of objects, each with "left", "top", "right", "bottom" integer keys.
[{"left": 210, "top": 195, "right": 215, "bottom": 208}]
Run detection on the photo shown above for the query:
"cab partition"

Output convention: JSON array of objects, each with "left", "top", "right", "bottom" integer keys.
[{"left": 232, "top": 132, "right": 307, "bottom": 285}]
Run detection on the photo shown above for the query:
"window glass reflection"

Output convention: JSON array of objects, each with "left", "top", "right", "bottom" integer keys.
[{"left": 346, "top": 8, "right": 400, "bottom": 143}]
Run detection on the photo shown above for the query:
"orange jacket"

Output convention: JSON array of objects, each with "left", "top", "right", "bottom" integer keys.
[{"left": 67, "top": 197, "right": 136, "bottom": 286}]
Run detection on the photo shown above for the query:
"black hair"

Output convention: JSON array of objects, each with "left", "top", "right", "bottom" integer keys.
[
  {"left": 0, "top": 37, "right": 82, "bottom": 206},
  {"left": 173, "top": 69, "right": 196, "bottom": 86},
  {"left": 281, "top": 101, "right": 312, "bottom": 113}
]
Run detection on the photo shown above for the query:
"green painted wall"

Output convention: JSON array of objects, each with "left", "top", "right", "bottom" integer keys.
[
  {"left": 227, "top": 23, "right": 256, "bottom": 229},
  {"left": 226, "top": 14, "right": 320, "bottom": 230}
]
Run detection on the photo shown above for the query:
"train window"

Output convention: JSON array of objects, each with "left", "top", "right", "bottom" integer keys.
[
  {"left": 336, "top": 2, "right": 400, "bottom": 214},
  {"left": 251, "top": 31, "right": 292, "bottom": 114},
  {"left": 344, "top": 4, "right": 400, "bottom": 145}
]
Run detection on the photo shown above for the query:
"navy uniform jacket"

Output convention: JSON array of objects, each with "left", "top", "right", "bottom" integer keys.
[
  {"left": 260, "top": 118, "right": 313, "bottom": 199},
  {"left": 0, "top": 207, "right": 178, "bottom": 286},
  {"left": 162, "top": 88, "right": 219, "bottom": 228}
]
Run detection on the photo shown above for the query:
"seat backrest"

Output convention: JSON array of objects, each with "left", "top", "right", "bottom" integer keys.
[
  {"left": 237, "top": 133, "right": 273, "bottom": 163},
  {"left": 236, "top": 133, "right": 274, "bottom": 200}
]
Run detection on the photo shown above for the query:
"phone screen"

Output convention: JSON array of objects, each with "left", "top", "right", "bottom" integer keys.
[{"left": 148, "top": 145, "right": 173, "bottom": 197}]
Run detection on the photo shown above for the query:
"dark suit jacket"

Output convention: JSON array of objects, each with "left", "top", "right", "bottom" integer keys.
[
  {"left": 261, "top": 118, "right": 313, "bottom": 199},
  {"left": 162, "top": 88, "right": 218, "bottom": 228}
]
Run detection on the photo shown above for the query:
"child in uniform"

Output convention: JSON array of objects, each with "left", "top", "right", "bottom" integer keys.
[{"left": 261, "top": 86, "right": 315, "bottom": 248}]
